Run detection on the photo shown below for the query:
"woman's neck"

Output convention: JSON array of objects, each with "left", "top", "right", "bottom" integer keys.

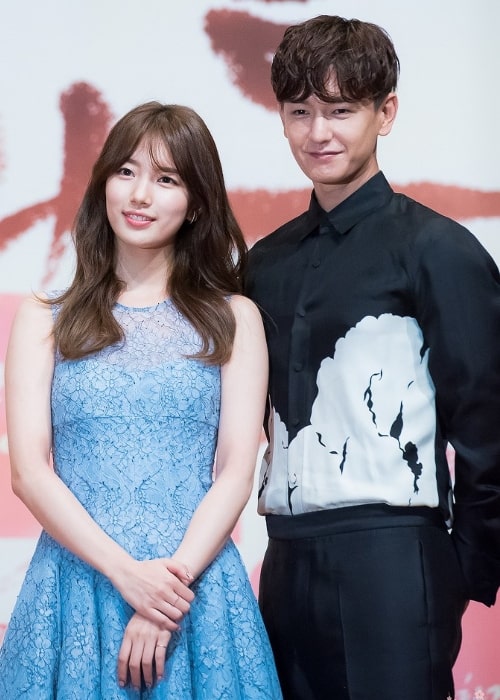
[{"left": 115, "top": 248, "right": 172, "bottom": 307}]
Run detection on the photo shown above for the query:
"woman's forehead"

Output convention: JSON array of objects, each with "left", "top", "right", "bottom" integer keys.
[{"left": 133, "top": 137, "right": 175, "bottom": 168}]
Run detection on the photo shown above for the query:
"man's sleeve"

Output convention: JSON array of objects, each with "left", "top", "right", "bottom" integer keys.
[{"left": 413, "top": 219, "right": 500, "bottom": 605}]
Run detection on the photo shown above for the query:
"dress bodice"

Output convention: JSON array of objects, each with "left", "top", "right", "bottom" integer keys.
[{"left": 50, "top": 300, "right": 221, "bottom": 557}]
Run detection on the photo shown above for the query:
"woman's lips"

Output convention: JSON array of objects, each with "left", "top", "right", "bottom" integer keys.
[{"left": 123, "top": 212, "right": 155, "bottom": 226}]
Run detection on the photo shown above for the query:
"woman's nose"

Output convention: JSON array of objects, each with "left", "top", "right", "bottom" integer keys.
[{"left": 130, "top": 178, "right": 152, "bottom": 205}]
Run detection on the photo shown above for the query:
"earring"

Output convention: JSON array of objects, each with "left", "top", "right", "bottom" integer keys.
[{"left": 188, "top": 211, "right": 198, "bottom": 225}]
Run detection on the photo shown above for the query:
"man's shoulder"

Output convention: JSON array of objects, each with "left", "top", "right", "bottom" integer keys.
[
  {"left": 245, "top": 210, "right": 312, "bottom": 294},
  {"left": 388, "top": 191, "right": 498, "bottom": 273},
  {"left": 250, "top": 209, "right": 312, "bottom": 255},
  {"left": 392, "top": 190, "right": 463, "bottom": 230},
  {"left": 385, "top": 190, "right": 477, "bottom": 247}
]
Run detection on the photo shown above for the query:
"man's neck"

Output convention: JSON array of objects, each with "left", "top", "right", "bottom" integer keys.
[{"left": 314, "top": 166, "right": 380, "bottom": 212}]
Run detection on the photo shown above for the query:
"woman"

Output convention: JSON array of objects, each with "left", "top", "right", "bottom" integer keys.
[{"left": 0, "top": 102, "right": 282, "bottom": 698}]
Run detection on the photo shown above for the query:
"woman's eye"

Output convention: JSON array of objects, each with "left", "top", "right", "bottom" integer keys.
[
  {"left": 118, "top": 167, "right": 133, "bottom": 176},
  {"left": 158, "top": 175, "right": 178, "bottom": 185}
]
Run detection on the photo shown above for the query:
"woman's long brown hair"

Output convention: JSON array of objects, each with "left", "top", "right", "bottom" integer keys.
[{"left": 50, "top": 102, "right": 247, "bottom": 365}]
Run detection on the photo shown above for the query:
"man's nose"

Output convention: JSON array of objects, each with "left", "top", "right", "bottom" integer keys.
[{"left": 308, "top": 115, "right": 333, "bottom": 143}]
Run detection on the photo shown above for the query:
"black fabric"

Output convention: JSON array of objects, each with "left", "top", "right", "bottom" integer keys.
[
  {"left": 265, "top": 502, "right": 444, "bottom": 539},
  {"left": 246, "top": 171, "right": 500, "bottom": 605},
  {"left": 259, "top": 507, "right": 467, "bottom": 700}
]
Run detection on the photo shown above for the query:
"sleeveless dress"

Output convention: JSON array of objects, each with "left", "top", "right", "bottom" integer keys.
[{"left": 0, "top": 299, "right": 282, "bottom": 699}]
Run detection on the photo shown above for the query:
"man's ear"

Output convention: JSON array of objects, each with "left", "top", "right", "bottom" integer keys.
[{"left": 378, "top": 93, "right": 398, "bottom": 136}]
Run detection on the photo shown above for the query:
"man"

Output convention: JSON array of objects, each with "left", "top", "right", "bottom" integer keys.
[{"left": 245, "top": 15, "right": 500, "bottom": 700}]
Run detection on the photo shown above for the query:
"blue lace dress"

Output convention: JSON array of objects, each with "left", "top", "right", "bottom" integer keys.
[{"left": 0, "top": 299, "right": 282, "bottom": 699}]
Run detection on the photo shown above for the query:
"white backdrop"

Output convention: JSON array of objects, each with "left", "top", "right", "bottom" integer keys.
[{"left": 1, "top": 1, "right": 499, "bottom": 696}]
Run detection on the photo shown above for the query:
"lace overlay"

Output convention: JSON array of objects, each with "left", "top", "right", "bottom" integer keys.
[{"left": 0, "top": 299, "right": 282, "bottom": 699}]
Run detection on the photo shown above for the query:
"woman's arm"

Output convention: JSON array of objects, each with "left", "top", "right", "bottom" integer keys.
[
  {"left": 171, "top": 293, "right": 268, "bottom": 577},
  {"left": 118, "top": 294, "right": 268, "bottom": 686},
  {"left": 5, "top": 297, "right": 193, "bottom": 628}
]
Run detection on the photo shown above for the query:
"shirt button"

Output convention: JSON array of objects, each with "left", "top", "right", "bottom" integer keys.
[
  {"left": 312, "top": 260, "right": 321, "bottom": 268},
  {"left": 293, "top": 362, "right": 303, "bottom": 372},
  {"left": 296, "top": 308, "right": 305, "bottom": 317}
]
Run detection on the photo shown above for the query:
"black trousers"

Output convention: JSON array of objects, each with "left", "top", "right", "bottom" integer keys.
[{"left": 259, "top": 505, "right": 468, "bottom": 700}]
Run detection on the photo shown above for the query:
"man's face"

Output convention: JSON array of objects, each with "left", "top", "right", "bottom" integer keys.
[{"left": 279, "top": 77, "right": 397, "bottom": 209}]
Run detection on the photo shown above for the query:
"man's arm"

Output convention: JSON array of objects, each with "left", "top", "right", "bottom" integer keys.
[{"left": 413, "top": 218, "right": 500, "bottom": 605}]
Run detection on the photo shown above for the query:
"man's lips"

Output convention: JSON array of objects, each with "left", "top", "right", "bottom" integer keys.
[{"left": 307, "top": 151, "right": 341, "bottom": 159}]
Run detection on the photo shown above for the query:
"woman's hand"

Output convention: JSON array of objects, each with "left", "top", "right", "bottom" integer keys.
[
  {"left": 118, "top": 613, "right": 172, "bottom": 690},
  {"left": 112, "top": 557, "right": 194, "bottom": 630}
]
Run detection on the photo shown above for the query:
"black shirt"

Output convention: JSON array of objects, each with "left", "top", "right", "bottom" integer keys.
[{"left": 246, "top": 171, "right": 500, "bottom": 605}]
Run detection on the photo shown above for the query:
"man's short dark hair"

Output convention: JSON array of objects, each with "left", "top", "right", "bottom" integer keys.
[{"left": 271, "top": 15, "right": 400, "bottom": 107}]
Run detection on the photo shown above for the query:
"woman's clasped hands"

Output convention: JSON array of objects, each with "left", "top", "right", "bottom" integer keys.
[{"left": 112, "top": 556, "right": 194, "bottom": 689}]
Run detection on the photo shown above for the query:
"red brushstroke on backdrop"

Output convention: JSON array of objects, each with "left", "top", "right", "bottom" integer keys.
[
  {"left": 229, "top": 186, "right": 500, "bottom": 246},
  {"left": 204, "top": 9, "right": 286, "bottom": 110},
  {"left": 1, "top": 112, "right": 499, "bottom": 278},
  {"left": 0, "top": 83, "right": 112, "bottom": 283}
]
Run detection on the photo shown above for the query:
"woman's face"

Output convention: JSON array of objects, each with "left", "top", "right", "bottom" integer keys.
[{"left": 105, "top": 139, "right": 190, "bottom": 255}]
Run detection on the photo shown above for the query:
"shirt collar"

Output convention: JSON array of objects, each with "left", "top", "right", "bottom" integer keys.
[{"left": 304, "top": 171, "right": 394, "bottom": 239}]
